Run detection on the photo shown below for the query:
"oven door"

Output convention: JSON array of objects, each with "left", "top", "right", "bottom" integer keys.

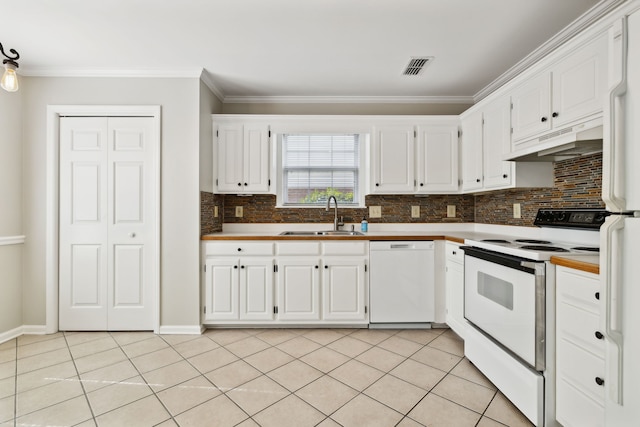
[{"left": 463, "top": 247, "right": 546, "bottom": 371}]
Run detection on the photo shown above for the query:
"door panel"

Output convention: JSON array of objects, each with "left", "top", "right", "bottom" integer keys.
[
  {"left": 113, "top": 163, "right": 143, "bottom": 223},
  {"left": 277, "top": 259, "right": 320, "bottom": 320},
  {"left": 70, "top": 244, "right": 102, "bottom": 306},
  {"left": 72, "top": 163, "right": 102, "bottom": 222},
  {"left": 240, "top": 259, "right": 274, "bottom": 320},
  {"left": 113, "top": 245, "right": 144, "bottom": 306},
  {"left": 322, "top": 259, "right": 366, "bottom": 321}
]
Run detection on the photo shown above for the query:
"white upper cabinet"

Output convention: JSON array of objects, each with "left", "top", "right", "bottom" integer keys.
[
  {"left": 511, "top": 32, "right": 608, "bottom": 146},
  {"left": 416, "top": 124, "right": 459, "bottom": 193},
  {"left": 482, "top": 97, "right": 514, "bottom": 189},
  {"left": 370, "top": 125, "right": 415, "bottom": 193},
  {"left": 214, "top": 118, "right": 271, "bottom": 194},
  {"left": 460, "top": 110, "right": 484, "bottom": 192}
]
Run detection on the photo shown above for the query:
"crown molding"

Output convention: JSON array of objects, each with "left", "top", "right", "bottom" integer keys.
[
  {"left": 222, "top": 95, "right": 474, "bottom": 104},
  {"left": 474, "top": 0, "right": 628, "bottom": 102},
  {"left": 199, "top": 70, "right": 225, "bottom": 102},
  {"left": 20, "top": 68, "right": 204, "bottom": 79}
]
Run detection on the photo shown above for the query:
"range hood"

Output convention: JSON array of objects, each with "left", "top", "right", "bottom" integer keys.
[{"left": 504, "top": 117, "right": 603, "bottom": 162}]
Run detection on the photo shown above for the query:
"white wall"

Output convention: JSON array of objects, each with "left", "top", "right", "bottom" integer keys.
[
  {"left": 0, "top": 87, "right": 23, "bottom": 335},
  {"left": 22, "top": 76, "right": 202, "bottom": 329}
]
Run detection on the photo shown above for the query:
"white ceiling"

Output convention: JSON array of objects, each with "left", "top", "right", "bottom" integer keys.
[{"left": 5, "top": 0, "right": 613, "bottom": 102}]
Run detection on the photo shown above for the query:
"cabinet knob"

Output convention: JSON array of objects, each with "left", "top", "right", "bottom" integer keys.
[
  {"left": 315, "top": 265, "right": 319, "bottom": 269},
  {"left": 476, "top": 178, "right": 481, "bottom": 183},
  {"left": 129, "top": 232, "right": 136, "bottom": 238},
  {"left": 233, "top": 265, "right": 238, "bottom": 269},
  {"left": 503, "top": 174, "right": 508, "bottom": 179},
  {"left": 595, "top": 377, "right": 605, "bottom": 386},
  {"left": 241, "top": 265, "right": 245, "bottom": 269},
  {"left": 237, "top": 248, "right": 242, "bottom": 252},
  {"left": 237, "top": 182, "right": 242, "bottom": 187},
  {"left": 375, "top": 183, "right": 380, "bottom": 187},
  {"left": 324, "top": 265, "right": 328, "bottom": 269},
  {"left": 541, "top": 117, "right": 548, "bottom": 122},
  {"left": 552, "top": 112, "right": 559, "bottom": 118},
  {"left": 452, "top": 251, "right": 457, "bottom": 255},
  {"left": 420, "top": 183, "right": 424, "bottom": 187},
  {"left": 595, "top": 331, "right": 604, "bottom": 340},
  {"left": 244, "top": 183, "right": 248, "bottom": 186},
  {"left": 595, "top": 292, "right": 600, "bottom": 300}
]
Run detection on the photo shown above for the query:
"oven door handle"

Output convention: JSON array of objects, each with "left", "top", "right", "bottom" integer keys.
[{"left": 462, "top": 246, "right": 540, "bottom": 274}]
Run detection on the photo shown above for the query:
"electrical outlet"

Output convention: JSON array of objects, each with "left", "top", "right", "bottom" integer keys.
[
  {"left": 214, "top": 206, "right": 219, "bottom": 218},
  {"left": 447, "top": 205, "right": 456, "bottom": 218},
  {"left": 235, "top": 206, "right": 244, "bottom": 218},
  {"left": 513, "top": 203, "right": 521, "bottom": 219},
  {"left": 411, "top": 206, "right": 420, "bottom": 218},
  {"left": 369, "top": 206, "right": 382, "bottom": 218}
]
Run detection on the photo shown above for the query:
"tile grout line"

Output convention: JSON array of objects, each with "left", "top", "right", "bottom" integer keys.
[
  {"left": 12, "top": 338, "right": 17, "bottom": 427},
  {"left": 61, "top": 332, "right": 98, "bottom": 425}
]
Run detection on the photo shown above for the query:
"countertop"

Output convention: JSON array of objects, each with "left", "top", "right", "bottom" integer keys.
[{"left": 550, "top": 255, "right": 600, "bottom": 275}]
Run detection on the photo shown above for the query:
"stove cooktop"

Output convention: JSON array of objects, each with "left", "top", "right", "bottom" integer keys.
[{"left": 470, "top": 238, "right": 599, "bottom": 260}]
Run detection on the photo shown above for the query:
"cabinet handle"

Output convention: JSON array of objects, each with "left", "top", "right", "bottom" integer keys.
[
  {"left": 595, "top": 292, "right": 600, "bottom": 300},
  {"left": 595, "top": 377, "right": 605, "bottom": 386},
  {"left": 541, "top": 117, "right": 548, "bottom": 122},
  {"left": 552, "top": 112, "right": 559, "bottom": 118},
  {"left": 503, "top": 174, "right": 508, "bottom": 179},
  {"left": 595, "top": 331, "right": 604, "bottom": 340},
  {"left": 237, "top": 182, "right": 242, "bottom": 187}
]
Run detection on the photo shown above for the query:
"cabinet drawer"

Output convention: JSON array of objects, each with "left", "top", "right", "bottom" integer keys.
[
  {"left": 557, "top": 300, "right": 604, "bottom": 357},
  {"left": 445, "top": 243, "right": 464, "bottom": 264},
  {"left": 205, "top": 242, "right": 274, "bottom": 256},
  {"left": 557, "top": 376, "right": 604, "bottom": 427},
  {"left": 557, "top": 339, "right": 605, "bottom": 404},
  {"left": 556, "top": 267, "right": 600, "bottom": 313},
  {"left": 276, "top": 242, "right": 321, "bottom": 256},
  {"left": 322, "top": 241, "right": 368, "bottom": 256}
]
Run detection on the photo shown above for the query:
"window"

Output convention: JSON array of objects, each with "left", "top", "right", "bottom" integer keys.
[{"left": 280, "top": 133, "right": 362, "bottom": 206}]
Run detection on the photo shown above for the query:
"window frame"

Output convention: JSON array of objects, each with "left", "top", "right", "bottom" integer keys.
[{"left": 276, "top": 131, "right": 367, "bottom": 208}]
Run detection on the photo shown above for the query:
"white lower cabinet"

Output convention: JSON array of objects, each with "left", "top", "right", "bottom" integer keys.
[
  {"left": 445, "top": 242, "right": 467, "bottom": 339},
  {"left": 202, "top": 240, "right": 368, "bottom": 325},
  {"left": 277, "top": 257, "right": 321, "bottom": 321},
  {"left": 556, "top": 265, "right": 604, "bottom": 427}
]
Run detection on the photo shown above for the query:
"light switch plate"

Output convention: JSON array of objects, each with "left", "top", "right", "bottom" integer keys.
[
  {"left": 369, "top": 206, "right": 382, "bottom": 218},
  {"left": 411, "top": 206, "right": 420, "bottom": 218},
  {"left": 447, "top": 205, "right": 456, "bottom": 218},
  {"left": 235, "top": 206, "right": 244, "bottom": 218},
  {"left": 513, "top": 203, "right": 521, "bottom": 219},
  {"left": 214, "top": 206, "right": 219, "bottom": 218}
]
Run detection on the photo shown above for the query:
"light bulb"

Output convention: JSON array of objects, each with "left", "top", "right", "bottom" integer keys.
[{"left": 1, "top": 64, "right": 19, "bottom": 92}]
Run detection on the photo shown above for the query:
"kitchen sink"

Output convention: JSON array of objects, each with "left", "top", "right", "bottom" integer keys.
[{"left": 279, "top": 230, "right": 364, "bottom": 236}]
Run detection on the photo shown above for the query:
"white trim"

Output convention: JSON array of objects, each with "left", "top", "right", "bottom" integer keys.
[
  {"left": 46, "top": 105, "right": 161, "bottom": 335},
  {"left": 223, "top": 95, "right": 473, "bottom": 104},
  {"left": 0, "top": 235, "right": 25, "bottom": 246},
  {"left": 199, "top": 70, "right": 225, "bottom": 102},
  {"left": 158, "top": 325, "right": 205, "bottom": 335},
  {"left": 0, "top": 325, "right": 48, "bottom": 345},
  {"left": 22, "top": 68, "right": 203, "bottom": 79}
]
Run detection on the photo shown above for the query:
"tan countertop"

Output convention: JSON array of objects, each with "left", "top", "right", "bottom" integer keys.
[
  {"left": 201, "top": 231, "right": 478, "bottom": 244},
  {"left": 550, "top": 255, "right": 600, "bottom": 275}
]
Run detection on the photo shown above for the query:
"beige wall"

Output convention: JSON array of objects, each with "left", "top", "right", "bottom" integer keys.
[
  {"left": 0, "top": 86, "right": 23, "bottom": 335},
  {"left": 221, "top": 102, "right": 472, "bottom": 115},
  {"left": 22, "top": 76, "right": 202, "bottom": 328}
]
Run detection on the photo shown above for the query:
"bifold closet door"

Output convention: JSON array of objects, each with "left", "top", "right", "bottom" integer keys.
[{"left": 59, "top": 116, "right": 156, "bottom": 331}]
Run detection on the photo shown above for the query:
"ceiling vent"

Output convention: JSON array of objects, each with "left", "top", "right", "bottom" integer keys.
[{"left": 402, "top": 57, "right": 434, "bottom": 76}]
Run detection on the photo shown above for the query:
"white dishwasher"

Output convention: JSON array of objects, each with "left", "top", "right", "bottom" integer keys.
[{"left": 369, "top": 241, "right": 435, "bottom": 327}]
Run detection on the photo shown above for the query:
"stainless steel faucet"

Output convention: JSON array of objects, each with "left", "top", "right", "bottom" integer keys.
[{"left": 326, "top": 196, "right": 341, "bottom": 231}]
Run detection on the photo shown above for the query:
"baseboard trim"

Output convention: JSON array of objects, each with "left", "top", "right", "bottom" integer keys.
[
  {"left": 158, "top": 325, "right": 204, "bottom": 335},
  {"left": 0, "top": 324, "right": 48, "bottom": 344}
]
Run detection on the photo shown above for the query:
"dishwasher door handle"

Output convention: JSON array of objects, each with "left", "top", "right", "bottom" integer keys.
[{"left": 390, "top": 244, "right": 412, "bottom": 249}]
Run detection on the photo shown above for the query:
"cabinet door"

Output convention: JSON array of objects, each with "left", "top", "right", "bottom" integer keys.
[
  {"left": 243, "top": 123, "right": 270, "bottom": 193},
  {"left": 216, "top": 123, "right": 244, "bottom": 192},
  {"left": 511, "top": 72, "right": 552, "bottom": 142},
  {"left": 239, "top": 258, "right": 274, "bottom": 320},
  {"left": 461, "top": 111, "right": 483, "bottom": 191},
  {"left": 277, "top": 258, "right": 321, "bottom": 320},
  {"left": 416, "top": 125, "right": 459, "bottom": 192},
  {"left": 552, "top": 33, "right": 607, "bottom": 128},
  {"left": 371, "top": 125, "right": 415, "bottom": 193},
  {"left": 482, "top": 98, "right": 514, "bottom": 189},
  {"left": 322, "top": 258, "right": 367, "bottom": 321},
  {"left": 445, "top": 259, "right": 466, "bottom": 339},
  {"left": 204, "top": 258, "right": 239, "bottom": 321}
]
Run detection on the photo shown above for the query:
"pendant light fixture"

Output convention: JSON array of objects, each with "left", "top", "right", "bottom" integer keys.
[{"left": 1, "top": 43, "right": 20, "bottom": 92}]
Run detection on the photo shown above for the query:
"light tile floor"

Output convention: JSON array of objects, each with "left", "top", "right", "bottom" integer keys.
[{"left": 0, "top": 328, "right": 534, "bottom": 426}]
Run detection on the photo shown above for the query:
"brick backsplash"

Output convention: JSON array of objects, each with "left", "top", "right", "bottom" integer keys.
[
  {"left": 200, "top": 153, "right": 604, "bottom": 234},
  {"left": 474, "top": 153, "right": 604, "bottom": 226}
]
